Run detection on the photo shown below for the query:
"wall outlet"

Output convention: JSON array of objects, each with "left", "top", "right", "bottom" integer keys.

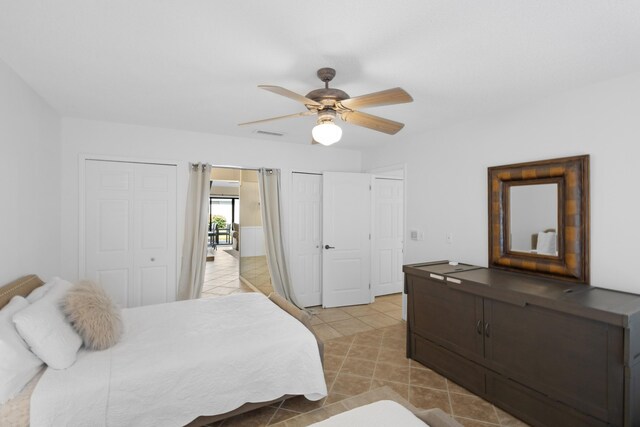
[
  {"left": 446, "top": 232, "right": 454, "bottom": 244},
  {"left": 410, "top": 230, "right": 424, "bottom": 241}
]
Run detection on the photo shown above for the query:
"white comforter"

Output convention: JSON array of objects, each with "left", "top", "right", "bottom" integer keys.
[{"left": 30, "top": 293, "right": 327, "bottom": 427}]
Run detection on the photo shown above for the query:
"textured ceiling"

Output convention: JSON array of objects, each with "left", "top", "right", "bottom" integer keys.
[{"left": 1, "top": 1, "right": 639, "bottom": 149}]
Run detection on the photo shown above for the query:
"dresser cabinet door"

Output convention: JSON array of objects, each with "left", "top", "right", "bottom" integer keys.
[
  {"left": 409, "top": 277, "right": 484, "bottom": 360},
  {"left": 483, "top": 299, "right": 624, "bottom": 424}
]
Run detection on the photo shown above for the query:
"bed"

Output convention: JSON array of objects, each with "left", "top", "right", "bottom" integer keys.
[{"left": 0, "top": 275, "right": 327, "bottom": 427}]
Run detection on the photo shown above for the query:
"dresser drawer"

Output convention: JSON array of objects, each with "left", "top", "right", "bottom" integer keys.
[
  {"left": 412, "top": 334, "right": 485, "bottom": 397},
  {"left": 486, "top": 372, "right": 608, "bottom": 427}
]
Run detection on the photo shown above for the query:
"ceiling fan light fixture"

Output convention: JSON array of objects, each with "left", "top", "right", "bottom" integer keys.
[{"left": 312, "top": 120, "right": 342, "bottom": 146}]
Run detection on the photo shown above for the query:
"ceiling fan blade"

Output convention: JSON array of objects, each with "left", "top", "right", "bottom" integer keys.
[
  {"left": 339, "top": 87, "right": 413, "bottom": 110},
  {"left": 341, "top": 111, "right": 405, "bottom": 135},
  {"left": 238, "top": 110, "right": 315, "bottom": 126},
  {"left": 258, "top": 85, "right": 323, "bottom": 107}
]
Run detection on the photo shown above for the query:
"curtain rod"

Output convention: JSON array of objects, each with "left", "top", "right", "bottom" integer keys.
[
  {"left": 206, "top": 164, "right": 276, "bottom": 173},
  {"left": 189, "top": 163, "right": 276, "bottom": 173}
]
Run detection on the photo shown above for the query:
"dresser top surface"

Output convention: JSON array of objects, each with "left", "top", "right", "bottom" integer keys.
[{"left": 404, "top": 261, "right": 640, "bottom": 325}]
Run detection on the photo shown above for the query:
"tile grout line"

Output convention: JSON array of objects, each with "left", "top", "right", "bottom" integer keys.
[
  {"left": 370, "top": 330, "right": 383, "bottom": 394},
  {"left": 265, "top": 399, "right": 286, "bottom": 426},
  {"left": 445, "top": 378, "right": 455, "bottom": 418},
  {"left": 455, "top": 416, "right": 501, "bottom": 426},
  {"left": 324, "top": 334, "right": 357, "bottom": 405},
  {"left": 493, "top": 402, "right": 503, "bottom": 427}
]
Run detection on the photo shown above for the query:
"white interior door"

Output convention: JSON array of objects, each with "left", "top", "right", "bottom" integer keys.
[
  {"left": 372, "top": 178, "right": 404, "bottom": 296},
  {"left": 84, "top": 160, "right": 177, "bottom": 308},
  {"left": 322, "top": 172, "right": 371, "bottom": 308},
  {"left": 290, "top": 173, "right": 322, "bottom": 307}
]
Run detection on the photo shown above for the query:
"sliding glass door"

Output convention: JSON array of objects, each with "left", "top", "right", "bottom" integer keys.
[{"left": 208, "top": 197, "right": 238, "bottom": 245}]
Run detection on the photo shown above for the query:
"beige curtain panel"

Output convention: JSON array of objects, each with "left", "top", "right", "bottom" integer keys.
[
  {"left": 257, "top": 168, "right": 301, "bottom": 308},
  {"left": 177, "top": 163, "right": 212, "bottom": 300}
]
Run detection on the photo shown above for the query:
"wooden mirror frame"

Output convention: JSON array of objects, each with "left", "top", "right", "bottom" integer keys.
[{"left": 488, "top": 155, "right": 590, "bottom": 284}]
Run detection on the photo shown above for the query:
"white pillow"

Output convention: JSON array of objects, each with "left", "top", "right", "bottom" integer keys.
[
  {"left": 25, "top": 280, "right": 55, "bottom": 303},
  {"left": 0, "top": 296, "right": 44, "bottom": 404},
  {"left": 13, "top": 278, "right": 82, "bottom": 369},
  {"left": 536, "top": 231, "right": 557, "bottom": 255}
]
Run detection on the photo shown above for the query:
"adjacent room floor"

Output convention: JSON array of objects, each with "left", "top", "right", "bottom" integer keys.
[
  {"left": 202, "top": 250, "right": 275, "bottom": 298},
  {"left": 201, "top": 249, "right": 252, "bottom": 297}
]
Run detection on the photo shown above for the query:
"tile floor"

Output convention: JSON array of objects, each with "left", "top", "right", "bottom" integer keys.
[
  {"left": 201, "top": 249, "right": 274, "bottom": 298},
  {"left": 308, "top": 294, "right": 404, "bottom": 341},
  {"left": 215, "top": 322, "right": 529, "bottom": 427},
  {"left": 201, "top": 249, "right": 253, "bottom": 298},
  {"left": 200, "top": 251, "right": 529, "bottom": 426}
]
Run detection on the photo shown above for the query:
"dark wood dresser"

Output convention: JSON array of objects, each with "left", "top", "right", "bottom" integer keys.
[{"left": 404, "top": 261, "right": 640, "bottom": 427}]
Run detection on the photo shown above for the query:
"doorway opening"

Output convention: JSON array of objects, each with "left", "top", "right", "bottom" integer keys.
[
  {"left": 200, "top": 167, "right": 274, "bottom": 299},
  {"left": 201, "top": 167, "right": 249, "bottom": 298}
]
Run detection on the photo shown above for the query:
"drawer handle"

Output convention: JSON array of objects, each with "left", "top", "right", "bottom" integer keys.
[
  {"left": 485, "top": 322, "right": 490, "bottom": 338},
  {"left": 476, "top": 320, "right": 482, "bottom": 335},
  {"left": 446, "top": 277, "right": 462, "bottom": 284},
  {"left": 429, "top": 274, "right": 444, "bottom": 280}
]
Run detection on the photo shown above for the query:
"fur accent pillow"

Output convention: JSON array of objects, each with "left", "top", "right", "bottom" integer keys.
[{"left": 62, "top": 281, "right": 122, "bottom": 350}]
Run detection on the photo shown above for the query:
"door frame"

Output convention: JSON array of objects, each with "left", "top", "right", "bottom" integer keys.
[
  {"left": 368, "top": 163, "right": 407, "bottom": 318},
  {"left": 371, "top": 175, "right": 405, "bottom": 297},
  {"left": 78, "top": 154, "right": 180, "bottom": 286},
  {"left": 368, "top": 162, "right": 407, "bottom": 274}
]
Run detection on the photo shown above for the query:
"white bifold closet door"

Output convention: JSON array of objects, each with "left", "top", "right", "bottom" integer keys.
[{"left": 83, "top": 160, "right": 177, "bottom": 308}]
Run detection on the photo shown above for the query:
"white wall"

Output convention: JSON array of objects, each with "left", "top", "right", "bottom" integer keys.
[
  {"left": 0, "top": 58, "right": 61, "bottom": 284},
  {"left": 239, "top": 170, "right": 261, "bottom": 227},
  {"left": 60, "top": 118, "right": 362, "bottom": 281},
  {"left": 363, "top": 72, "right": 640, "bottom": 293}
]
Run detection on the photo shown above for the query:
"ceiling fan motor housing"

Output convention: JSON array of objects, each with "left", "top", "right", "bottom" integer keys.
[
  {"left": 305, "top": 88, "right": 350, "bottom": 106},
  {"left": 305, "top": 67, "right": 349, "bottom": 108}
]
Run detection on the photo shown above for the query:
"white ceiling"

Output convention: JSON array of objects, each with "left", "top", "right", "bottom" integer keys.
[{"left": 1, "top": 1, "right": 639, "bottom": 149}]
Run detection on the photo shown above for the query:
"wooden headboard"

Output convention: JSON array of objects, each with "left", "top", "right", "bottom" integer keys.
[{"left": 0, "top": 275, "right": 44, "bottom": 309}]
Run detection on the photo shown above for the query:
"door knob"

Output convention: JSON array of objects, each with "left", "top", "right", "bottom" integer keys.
[{"left": 324, "top": 245, "right": 335, "bottom": 250}]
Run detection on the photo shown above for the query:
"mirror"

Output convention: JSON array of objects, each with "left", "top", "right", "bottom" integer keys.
[
  {"left": 488, "top": 155, "right": 590, "bottom": 284},
  {"left": 509, "top": 183, "right": 558, "bottom": 255}
]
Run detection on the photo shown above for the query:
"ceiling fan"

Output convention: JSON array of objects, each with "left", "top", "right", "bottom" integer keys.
[{"left": 239, "top": 67, "right": 413, "bottom": 146}]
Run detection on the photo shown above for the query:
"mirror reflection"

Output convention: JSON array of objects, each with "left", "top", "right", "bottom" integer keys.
[{"left": 509, "top": 183, "right": 558, "bottom": 256}]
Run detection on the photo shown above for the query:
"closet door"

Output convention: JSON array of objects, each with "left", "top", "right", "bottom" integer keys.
[
  {"left": 290, "top": 173, "right": 322, "bottom": 307},
  {"left": 372, "top": 177, "right": 404, "bottom": 296},
  {"left": 322, "top": 172, "right": 372, "bottom": 308},
  {"left": 83, "top": 160, "right": 177, "bottom": 307}
]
